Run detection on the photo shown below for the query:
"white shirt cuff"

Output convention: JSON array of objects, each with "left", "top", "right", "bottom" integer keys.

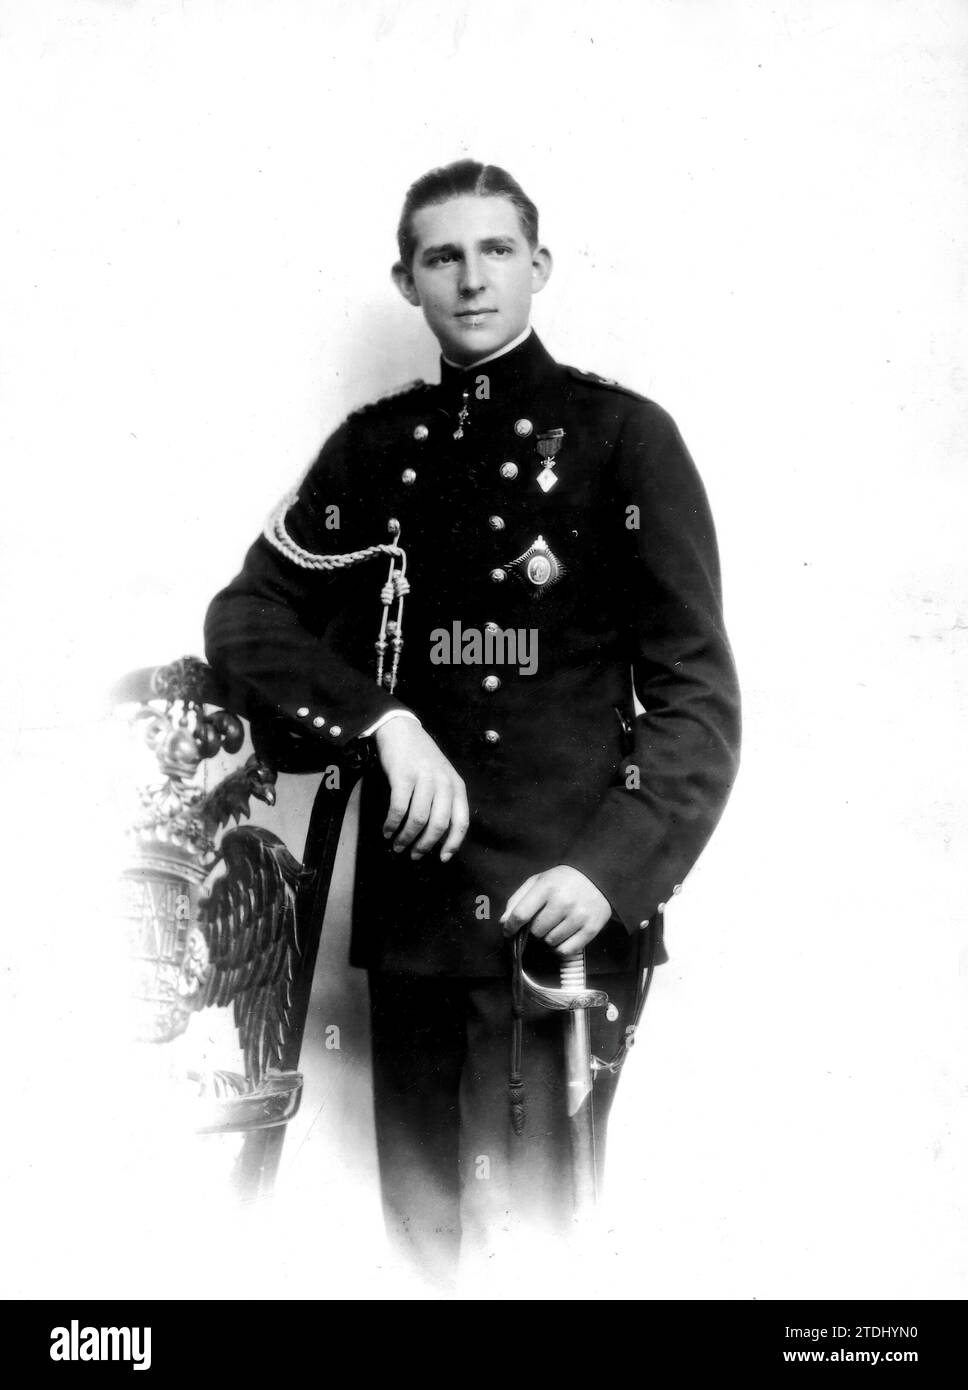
[{"left": 359, "top": 710, "right": 421, "bottom": 738}]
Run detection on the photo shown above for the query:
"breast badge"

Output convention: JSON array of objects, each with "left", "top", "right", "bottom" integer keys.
[{"left": 506, "top": 536, "right": 564, "bottom": 594}]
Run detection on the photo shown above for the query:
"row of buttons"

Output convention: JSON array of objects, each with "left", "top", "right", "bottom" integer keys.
[
  {"left": 482, "top": 606, "right": 505, "bottom": 741},
  {"left": 402, "top": 461, "right": 520, "bottom": 487},
  {"left": 483, "top": 615, "right": 501, "bottom": 742},
  {"left": 296, "top": 702, "right": 497, "bottom": 743},
  {"left": 411, "top": 420, "right": 534, "bottom": 442},
  {"left": 638, "top": 883, "right": 683, "bottom": 930},
  {"left": 403, "top": 425, "right": 522, "bottom": 736},
  {"left": 295, "top": 707, "right": 342, "bottom": 738},
  {"left": 410, "top": 416, "right": 520, "bottom": 744}
]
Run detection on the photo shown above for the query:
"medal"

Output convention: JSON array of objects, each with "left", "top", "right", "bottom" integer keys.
[{"left": 536, "top": 427, "right": 565, "bottom": 492}]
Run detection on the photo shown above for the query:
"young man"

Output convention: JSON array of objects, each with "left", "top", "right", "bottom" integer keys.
[{"left": 204, "top": 160, "right": 741, "bottom": 1289}]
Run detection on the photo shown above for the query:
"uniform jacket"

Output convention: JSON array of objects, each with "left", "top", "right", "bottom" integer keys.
[{"left": 204, "top": 330, "right": 741, "bottom": 978}]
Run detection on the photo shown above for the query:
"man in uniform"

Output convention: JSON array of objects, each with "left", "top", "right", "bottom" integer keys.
[{"left": 204, "top": 160, "right": 741, "bottom": 1290}]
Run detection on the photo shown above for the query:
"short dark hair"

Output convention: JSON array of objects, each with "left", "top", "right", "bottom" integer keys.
[{"left": 396, "top": 159, "right": 539, "bottom": 268}]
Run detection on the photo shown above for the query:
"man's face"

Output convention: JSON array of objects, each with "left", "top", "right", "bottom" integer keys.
[{"left": 392, "top": 195, "right": 552, "bottom": 364}]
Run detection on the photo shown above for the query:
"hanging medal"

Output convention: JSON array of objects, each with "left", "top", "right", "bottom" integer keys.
[{"left": 535, "top": 427, "right": 565, "bottom": 492}]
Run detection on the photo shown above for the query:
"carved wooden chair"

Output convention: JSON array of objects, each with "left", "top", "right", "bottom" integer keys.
[{"left": 112, "top": 656, "right": 358, "bottom": 1203}]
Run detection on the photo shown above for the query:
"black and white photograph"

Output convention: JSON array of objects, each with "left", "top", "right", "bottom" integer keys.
[{"left": 1, "top": 0, "right": 965, "bottom": 1320}]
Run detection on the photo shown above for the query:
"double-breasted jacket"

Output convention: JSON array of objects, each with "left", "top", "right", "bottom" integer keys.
[{"left": 204, "top": 331, "right": 741, "bottom": 978}]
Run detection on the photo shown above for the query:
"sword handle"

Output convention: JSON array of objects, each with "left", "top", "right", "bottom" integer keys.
[{"left": 559, "top": 952, "right": 588, "bottom": 994}]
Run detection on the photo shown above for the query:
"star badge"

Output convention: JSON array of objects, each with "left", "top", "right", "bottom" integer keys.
[{"left": 506, "top": 536, "right": 565, "bottom": 594}]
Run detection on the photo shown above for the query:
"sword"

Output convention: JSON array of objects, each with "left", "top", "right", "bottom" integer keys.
[{"left": 510, "top": 932, "right": 608, "bottom": 1218}]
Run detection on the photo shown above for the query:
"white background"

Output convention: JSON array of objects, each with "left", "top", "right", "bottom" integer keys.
[{"left": 1, "top": 0, "right": 966, "bottom": 1299}]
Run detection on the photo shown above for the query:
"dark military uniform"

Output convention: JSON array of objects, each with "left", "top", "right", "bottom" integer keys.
[{"left": 204, "top": 329, "right": 741, "bottom": 1283}]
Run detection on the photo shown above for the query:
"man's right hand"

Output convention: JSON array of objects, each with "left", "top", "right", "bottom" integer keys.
[{"left": 374, "top": 716, "right": 469, "bottom": 862}]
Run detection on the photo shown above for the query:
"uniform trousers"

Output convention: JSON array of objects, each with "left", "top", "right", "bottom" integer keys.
[{"left": 367, "top": 968, "right": 638, "bottom": 1290}]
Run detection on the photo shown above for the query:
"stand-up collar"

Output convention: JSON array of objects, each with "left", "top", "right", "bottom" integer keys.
[{"left": 438, "top": 329, "right": 558, "bottom": 399}]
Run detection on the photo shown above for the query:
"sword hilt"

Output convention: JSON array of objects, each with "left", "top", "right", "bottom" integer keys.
[
  {"left": 511, "top": 930, "right": 608, "bottom": 1012},
  {"left": 508, "top": 932, "right": 608, "bottom": 1145}
]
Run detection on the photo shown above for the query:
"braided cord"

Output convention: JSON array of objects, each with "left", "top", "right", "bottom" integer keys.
[
  {"left": 264, "top": 494, "right": 403, "bottom": 571},
  {"left": 263, "top": 493, "right": 409, "bottom": 695}
]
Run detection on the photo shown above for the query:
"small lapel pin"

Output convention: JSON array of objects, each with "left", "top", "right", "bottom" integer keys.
[{"left": 453, "top": 391, "right": 470, "bottom": 440}]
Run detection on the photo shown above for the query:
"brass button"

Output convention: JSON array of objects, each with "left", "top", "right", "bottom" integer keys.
[
  {"left": 413, "top": 424, "right": 429, "bottom": 441},
  {"left": 329, "top": 725, "right": 342, "bottom": 738},
  {"left": 401, "top": 468, "right": 417, "bottom": 485},
  {"left": 296, "top": 707, "right": 309, "bottom": 718},
  {"left": 489, "top": 568, "right": 506, "bottom": 583},
  {"left": 387, "top": 517, "right": 401, "bottom": 535},
  {"left": 312, "top": 716, "right": 325, "bottom": 728},
  {"left": 483, "top": 729, "right": 501, "bottom": 745},
  {"left": 638, "top": 919, "right": 650, "bottom": 931},
  {"left": 514, "top": 419, "right": 533, "bottom": 438},
  {"left": 500, "top": 462, "right": 519, "bottom": 480},
  {"left": 482, "top": 675, "right": 501, "bottom": 693},
  {"left": 488, "top": 515, "right": 505, "bottom": 531},
  {"left": 605, "top": 1003, "right": 620, "bottom": 1022}
]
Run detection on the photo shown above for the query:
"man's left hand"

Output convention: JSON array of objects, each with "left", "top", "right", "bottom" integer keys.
[{"left": 500, "top": 866, "right": 612, "bottom": 955}]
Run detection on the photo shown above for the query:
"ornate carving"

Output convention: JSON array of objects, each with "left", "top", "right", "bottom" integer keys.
[
  {"left": 196, "top": 827, "right": 308, "bottom": 1084},
  {"left": 197, "top": 760, "right": 278, "bottom": 839},
  {"left": 120, "top": 658, "right": 308, "bottom": 1120},
  {"left": 149, "top": 655, "right": 211, "bottom": 706}
]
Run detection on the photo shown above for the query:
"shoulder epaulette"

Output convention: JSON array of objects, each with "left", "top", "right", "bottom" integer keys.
[
  {"left": 565, "top": 365, "right": 650, "bottom": 403},
  {"left": 350, "top": 379, "right": 431, "bottom": 418}
]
